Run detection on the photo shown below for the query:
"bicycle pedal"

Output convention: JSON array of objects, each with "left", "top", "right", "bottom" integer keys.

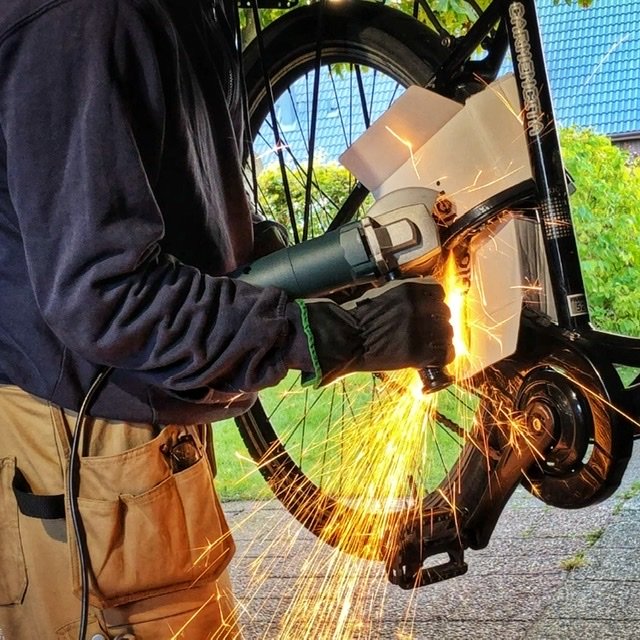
[
  {"left": 415, "top": 553, "right": 468, "bottom": 587},
  {"left": 389, "top": 549, "right": 468, "bottom": 589}
]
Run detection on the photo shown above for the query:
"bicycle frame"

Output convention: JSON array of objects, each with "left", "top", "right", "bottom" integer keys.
[
  {"left": 388, "top": 0, "right": 640, "bottom": 586},
  {"left": 438, "top": 0, "right": 590, "bottom": 330}
]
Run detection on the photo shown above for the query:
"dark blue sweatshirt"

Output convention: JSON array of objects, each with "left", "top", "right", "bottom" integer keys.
[{"left": 0, "top": 0, "right": 311, "bottom": 423}]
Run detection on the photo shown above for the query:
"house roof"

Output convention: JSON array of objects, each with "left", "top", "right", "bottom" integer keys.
[{"left": 534, "top": 0, "right": 640, "bottom": 137}]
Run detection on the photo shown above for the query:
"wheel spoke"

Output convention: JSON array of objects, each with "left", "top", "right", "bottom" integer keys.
[
  {"left": 434, "top": 410, "right": 468, "bottom": 441},
  {"left": 354, "top": 65, "right": 371, "bottom": 129}
]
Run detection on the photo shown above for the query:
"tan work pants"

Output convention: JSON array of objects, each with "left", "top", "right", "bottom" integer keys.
[{"left": 0, "top": 385, "right": 241, "bottom": 639}]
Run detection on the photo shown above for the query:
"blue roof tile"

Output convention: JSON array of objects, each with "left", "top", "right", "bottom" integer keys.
[{"left": 534, "top": 0, "right": 639, "bottom": 136}]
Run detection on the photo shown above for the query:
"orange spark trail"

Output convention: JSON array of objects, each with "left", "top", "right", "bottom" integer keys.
[
  {"left": 228, "top": 247, "right": 630, "bottom": 639},
  {"left": 228, "top": 254, "right": 479, "bottom": 639},
  {"left": 385, "top": 125, "right": 421, "bottom": 180}
]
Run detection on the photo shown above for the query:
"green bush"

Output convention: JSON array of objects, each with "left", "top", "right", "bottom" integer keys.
[
  {"left": 256, "top": 163, "right": 371, "bottom": 239},
  {"left": 560, "top": 128, "right": 640, "bottom": 336}
]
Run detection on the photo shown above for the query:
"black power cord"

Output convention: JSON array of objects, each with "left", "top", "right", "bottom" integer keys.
[{"left": 66, "top": 367, "right": 113, "bottom": 640}]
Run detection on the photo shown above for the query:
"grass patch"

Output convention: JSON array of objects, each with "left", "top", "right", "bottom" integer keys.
[
  {"left": 560, "top": 551, "right": 587, "bottom": 571},
  {"left": 212, "top": 373, "right": 476, "bottom": 502},
  {"left": 613, "top": 480, "right": 640, "bottom": 515},
  {"left": 558, "top": 527, "right": 605, "bottom": 572},
  {"left": 584, "top": 528, "right": 604, "bottom": 547},
  {"left": 615, "top": 365, "right": 640, "bottom": 387},
  {"left": 212, "top": 419, "right": 273, "bottom": 501}
]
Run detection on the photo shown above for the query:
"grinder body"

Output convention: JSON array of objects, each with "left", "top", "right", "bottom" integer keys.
[
  {"left": 236, "top": 221, "right": 376, "bottom": 298},
  {"left": 237, "top": 187, "right": 441, "bottom": 296}
]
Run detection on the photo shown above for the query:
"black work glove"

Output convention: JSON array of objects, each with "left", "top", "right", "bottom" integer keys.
[{"left": 296, "top": 278, "right": 454, "bottom": 387}]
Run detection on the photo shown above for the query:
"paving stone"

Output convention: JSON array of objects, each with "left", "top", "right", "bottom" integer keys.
[
  {"left": 534, "top": 580, "right": 640, "bottom": 620},
  {"left": 490, "top": 507, "right": 547, "bottom": 539},
  {"left": 468, "top": 550, "right": 579, "bottom": 577},
  {"left": 240, "top": 619, "right": 531, "bottom": 640},
  {"left": 619, "top": 493, "right": 640, "bottom": 512},
  {"left": 525, "top": 620, "right": 640, "bottom": 640},
  {"left": 598, "top": 514, "right": 640, "bottom": 549},
  {"left": 477, "top": 535, "right": 586, "bottom": 559},
  {"left": 566, "top": 547, "right": 640, "bottom": 582},
  {"left": 221, "top": 449, "right": 640, "bottom": 639},
  {"left": 523, "top": 504, "right": 613, "bottom": 538}
]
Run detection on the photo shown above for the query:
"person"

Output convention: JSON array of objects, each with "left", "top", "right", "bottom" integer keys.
[{"left": 0, "top": 0, "right": 454, "bottom": 637}]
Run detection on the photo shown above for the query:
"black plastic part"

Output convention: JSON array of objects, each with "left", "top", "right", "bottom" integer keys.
[
  {"left": 420, "top": 367, "right": 453, "bottom": 393},
  {"left": 516, "top": 368, "right": 592, "bottom": 477},
  {"left": 389, "top": 548, "right": 468, "bottom": 590},
  {"left": 13, "top": 468, "right": 65, "bottom": 519},
  {"left": 415, "top": 550, "right": 468, "bottom": 588}
]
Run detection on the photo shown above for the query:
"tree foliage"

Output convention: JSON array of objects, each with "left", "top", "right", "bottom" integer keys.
[
  {"left": 560, "top": 128, "right": 640, "bottom": 335},
  {"left": 256, "top": 163, "right": 362, "bottom": 239},
  {"left": 241, "top": 0, "right": 592, "bottom": 45}
]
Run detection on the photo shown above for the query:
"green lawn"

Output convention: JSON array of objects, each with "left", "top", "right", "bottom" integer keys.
[
  {"left": 211, "top": 418, "right": 274, "bottom": 501},
  {"left": 211, "top": 373, "right": 476, "bottom": 502},
  {"left": 211, "top": 373, "right": 376, "bottom": 501}
]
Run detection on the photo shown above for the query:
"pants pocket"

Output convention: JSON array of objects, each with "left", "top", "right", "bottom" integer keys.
[
  {"left": 67, "top": 427, "right": 234, "bottom": 609},
  {"left": 102, "top": 571, "right": 241, "bottom": 640},
  {"left": 0, "top": 457, "right": 28, "bottom": 605}
]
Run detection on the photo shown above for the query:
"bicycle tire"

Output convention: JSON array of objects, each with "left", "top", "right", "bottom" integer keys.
[
  {"left": 242, "top": 2, "right": 449, "bottom": 127},
  {"left": 231, "top": 2, "right": 631, "bottom": 570},
  {"left": 236, "top": 2, "right": 485, "bottom": 554}
]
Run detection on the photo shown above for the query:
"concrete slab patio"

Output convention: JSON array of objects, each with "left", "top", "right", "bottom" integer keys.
[{"left": 223, "top": 445, "right": 640, "bottom": 639}]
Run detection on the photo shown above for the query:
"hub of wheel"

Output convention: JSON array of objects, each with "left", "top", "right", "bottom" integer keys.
[
  {"left": 516, "top": 368, "right": 592, "bottom": 476},
  {"left": 526, "top": 399, "right": 555, "bottom": 435}
]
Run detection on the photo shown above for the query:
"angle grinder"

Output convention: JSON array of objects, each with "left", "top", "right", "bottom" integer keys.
[{"left": 235, "top": 187, "right": 452, "bottom": 392}]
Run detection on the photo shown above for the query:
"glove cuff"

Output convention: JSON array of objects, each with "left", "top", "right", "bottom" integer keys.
[
  {"left": 295, "top": 300, "right": 324, "bottom": 388},
  {"left": 297, "top": 299, "right": 362, "bottom": 388}
]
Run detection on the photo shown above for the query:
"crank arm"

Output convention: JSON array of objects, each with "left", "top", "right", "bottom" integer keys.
[{"left": 386, "top": 400, "right": 553, "bottom": 589}]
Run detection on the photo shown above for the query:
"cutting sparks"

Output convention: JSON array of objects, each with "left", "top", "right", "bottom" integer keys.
[
  {"left": 215, "top": 243, "right": 629, "bottom": 640},
  {"left": 385, "top": 125, "right": 422, "bottom": 181},
  {"left": 224, "top": 254, "right": 516, "bottom": 639}
]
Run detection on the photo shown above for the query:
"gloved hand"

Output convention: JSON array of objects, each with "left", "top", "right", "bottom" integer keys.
[{"left": 296, "top": 278, "right": 454, "bottom": 387}]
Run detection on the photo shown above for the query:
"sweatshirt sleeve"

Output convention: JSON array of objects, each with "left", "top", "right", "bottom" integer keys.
[{"left": 0, "top": 0, "right": 312, "bottom": 394}]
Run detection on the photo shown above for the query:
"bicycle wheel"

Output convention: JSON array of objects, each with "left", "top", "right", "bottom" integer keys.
[{"left": 236, "top": 1, "right": 490, "bottom": 560}]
